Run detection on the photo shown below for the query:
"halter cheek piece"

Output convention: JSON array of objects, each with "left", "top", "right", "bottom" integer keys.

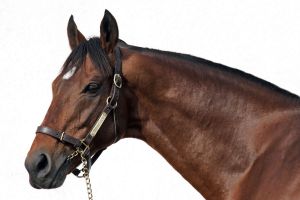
[{"left": 36, "top": 47, "right": 122, "bottom": 177}]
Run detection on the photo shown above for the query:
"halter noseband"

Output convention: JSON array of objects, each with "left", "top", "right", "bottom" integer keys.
[{"left": 36, "top": 47, "right": 122, "bottom": 176}]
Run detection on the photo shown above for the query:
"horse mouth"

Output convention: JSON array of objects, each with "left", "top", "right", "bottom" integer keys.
[{"left": 29, "top": 174, "right": 67, "bottom": 189}]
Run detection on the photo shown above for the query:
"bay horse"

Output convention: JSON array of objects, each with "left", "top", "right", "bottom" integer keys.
[{"left": 25, "top": 10, "right": 300, "bottom": 200}]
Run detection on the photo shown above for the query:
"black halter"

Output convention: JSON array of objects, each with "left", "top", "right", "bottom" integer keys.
[{"left": 36, "top": 47, "right": 122, "bottom": 176}]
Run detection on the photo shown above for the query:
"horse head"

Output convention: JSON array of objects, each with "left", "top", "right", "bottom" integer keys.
[{"left": 25, "top": 10, "right": 128, "bottom": 189}]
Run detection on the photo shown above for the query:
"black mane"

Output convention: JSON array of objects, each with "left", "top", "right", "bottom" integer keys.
[{"left": 62, "top": 37, "right": 112, "bottom": 77}]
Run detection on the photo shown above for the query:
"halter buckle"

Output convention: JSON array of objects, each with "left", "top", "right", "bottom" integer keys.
[{"left": 113, "top": 74, "right": 122, "bottom": 88}]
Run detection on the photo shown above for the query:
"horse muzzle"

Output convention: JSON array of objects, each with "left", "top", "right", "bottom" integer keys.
[{"left": 25, "top": 150, "right": 68, "bottom": 189}]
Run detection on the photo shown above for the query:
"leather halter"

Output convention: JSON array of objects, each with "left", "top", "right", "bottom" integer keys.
[{"left": 36, "top": 47, "right": 122, "bottom": 176}]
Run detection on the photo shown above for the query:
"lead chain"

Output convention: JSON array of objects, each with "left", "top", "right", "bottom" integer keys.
[
  {"left": 67, "top": 150, "right": 79, "bottom": 161},
  {"left": 81, "top": 153, "right": 94, "bottom": 200}
]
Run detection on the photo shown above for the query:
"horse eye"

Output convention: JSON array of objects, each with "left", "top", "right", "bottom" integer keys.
[{"left": 84, "top": 82, "right": 100, "bottom": 94}]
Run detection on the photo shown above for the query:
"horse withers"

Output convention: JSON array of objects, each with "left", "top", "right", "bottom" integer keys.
[{"left": 25, "top": 10, "right": 300, "bottom": 200}]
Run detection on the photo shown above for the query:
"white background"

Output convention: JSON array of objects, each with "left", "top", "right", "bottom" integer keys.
[{"left": 1, "top": 0, "right": 300, "bottom": 200}]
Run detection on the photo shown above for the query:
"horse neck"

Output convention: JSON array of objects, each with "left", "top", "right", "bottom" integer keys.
[{"left": 120, "top": 46, "right": 300, "bottom": 199}]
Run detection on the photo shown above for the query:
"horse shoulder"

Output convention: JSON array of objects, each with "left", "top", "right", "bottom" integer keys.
[{"left": 232, "top": 109, "right": 300, "bottom": 200}]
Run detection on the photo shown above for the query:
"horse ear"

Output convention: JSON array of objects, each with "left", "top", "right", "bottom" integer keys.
[
  {"left": 67, "top": 15, "right": 86, "bottom": 50},
  {"left": 100, "top": 10, "right": 119, "bottom": 54}
]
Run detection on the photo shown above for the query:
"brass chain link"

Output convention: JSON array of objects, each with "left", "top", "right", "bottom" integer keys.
[
  {"left": 67, "top": 149, "right": 94, "bottom": 200},
  {"left": 81, "top": 153, "right": 93, "bottom": 200},
  {"left": 67, "top": 150, "right": 79, "bottom": 161}
]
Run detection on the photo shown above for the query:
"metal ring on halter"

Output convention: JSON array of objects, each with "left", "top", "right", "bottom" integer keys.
[
  {"left": 106, "top": 96, "right": 118, "bottom": 109},
  {"left": 113, "top": 74, "right": 122, "bottom": 88}
]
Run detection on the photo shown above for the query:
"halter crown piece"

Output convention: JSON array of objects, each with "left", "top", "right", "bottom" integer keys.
[{"left": 36, "top": 47, "right": 123, "bottom": 200}]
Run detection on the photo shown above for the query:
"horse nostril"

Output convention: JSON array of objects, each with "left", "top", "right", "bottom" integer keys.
[
  {"left": 37, "top": 154, "right": 48, "bottom": 172},
  {"left": 25, "top": 151, "right": 52, "bottom": 180},
  {"left": 34, "top": 153, "right": 51, "bottom": 178}
]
